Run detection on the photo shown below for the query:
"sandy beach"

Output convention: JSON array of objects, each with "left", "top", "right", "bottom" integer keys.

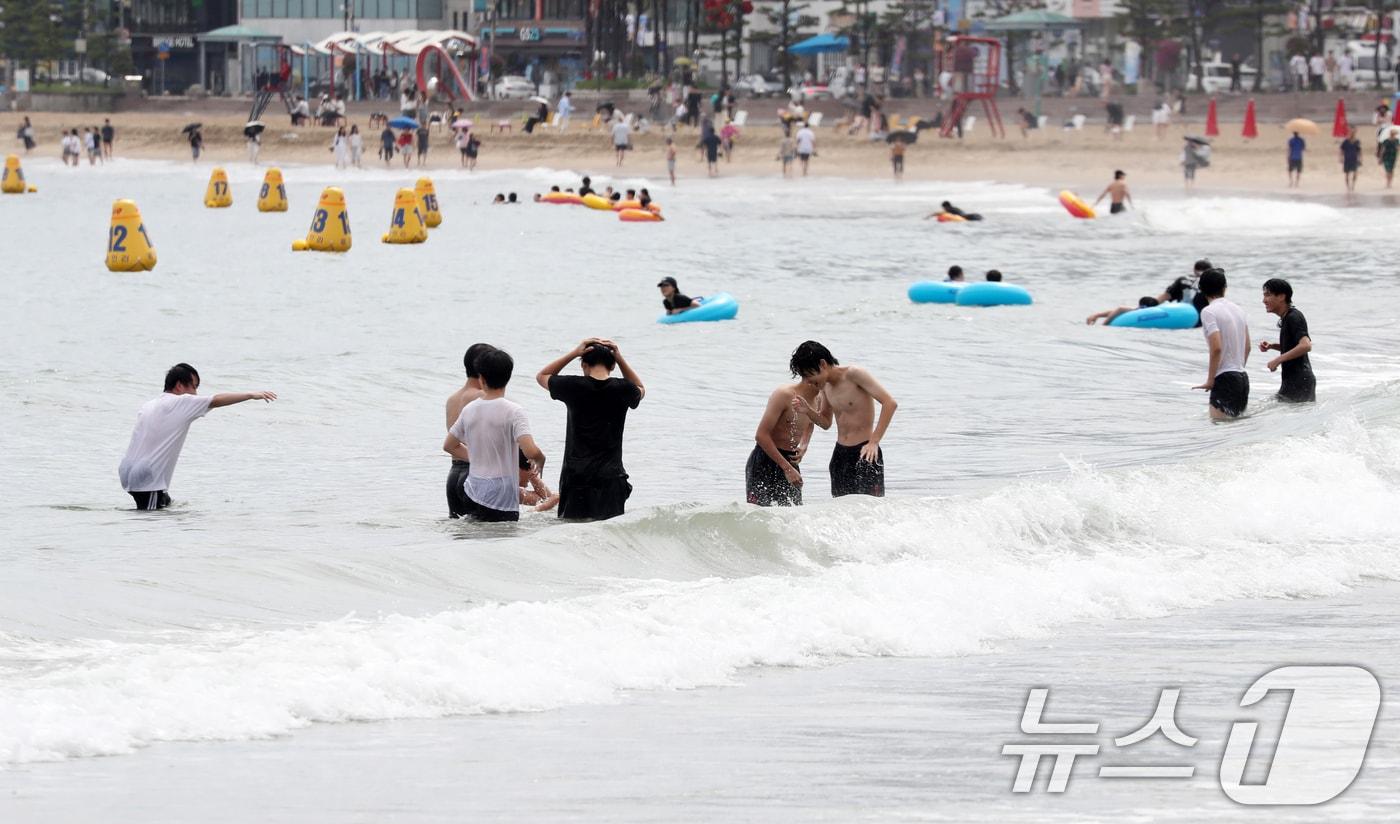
[{"left": 12, "top": 103, "right": 1400, "bottom": 195}]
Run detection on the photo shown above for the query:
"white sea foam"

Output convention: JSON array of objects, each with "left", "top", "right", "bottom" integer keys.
[{"left": 3, "top": 414, "right": 1397, "bottom": 764}]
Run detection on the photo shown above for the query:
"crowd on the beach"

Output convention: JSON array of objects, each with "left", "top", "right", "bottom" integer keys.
[{"left": 14, "top": 116, "right": 116, "bottom": 165}]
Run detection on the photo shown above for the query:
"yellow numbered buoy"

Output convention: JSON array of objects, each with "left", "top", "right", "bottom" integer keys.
[
  {"left": 203, "top": 167, "right": 232, "bottom": 208},
  {"left": 382, "top": 187, "right": 428, "bottom": 244},
  {"left": 293, "top": 186, "right": 351, "bottom": 252},
  {"left": 2, "top": 155, "right": 27, "bottom": 194},
  {"left": 257, "top": 168, "right": 288, "bottom": 212},
  {"left": 414, "top": 177, "right": 441, "bottom": 228},
  {"left": 105, "top": 199, "right": 157, "bottom": 272}
]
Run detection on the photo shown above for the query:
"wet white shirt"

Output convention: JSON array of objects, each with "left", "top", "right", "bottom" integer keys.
[
  {"left": 611, "top": 121, "right": 631, "bottom": 147},
  {"left": 449, "top": 397, "right": 531, "bottom": 512},
  {"left": 1201, "top": 298, "right": 1249, "bottom": 376},
  {"left": 118, "top": 393, "right": 213, "bottom": 492}
]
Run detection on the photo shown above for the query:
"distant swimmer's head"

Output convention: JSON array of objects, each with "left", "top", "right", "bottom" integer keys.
[
  {"left": 1114, "top": 170, "right": 1126, "bottom": 180},
  {"left": 941, "top": 201, "right": 954, "bottom": 210},
  {"left": 1198, "top": 268, "right": 1227, "bottom": 299},
  {"left": 492, "top": 193, "right": 505, "bottom": 203},
  {"left": 164, "top": 363, "right": 201, "bottom": 394},
  {"left": 477, "top": 349, "right": 515, "bottom": 390},
  {"left": 985, "top": 269, "right": 1002, "bottom": 282},
  {"left": 626, "top": 189, "right": 637, "bottom": 199},
  {"left": 657, "top": 276, "right": 679, "bottom": 297},
  {"left": 1261, "top": 278, "right": 1293, "bottom": 315},
  {"left": 947, "top": 265, "right": 964, "bottom": 281},
  {"left": 533, "top": 193, "right": 543, "bottom": 202},
  {"left": 1193, "top": 259, "right": 1213, "bottom": 275},
  {"left": 508, "top": 193, "right": 518, "bottom": 203},
  {"left": 1138, "top": 296, "right": 1160, "bottom": 308},
  {"left": 609, "top": 193, "right": 621, "bottom": 202},
  {"left": 464, "top": 342, "right": 497, "bottom": 378},
  {"left": 790, "top": 341, "right": 838, "bottom": 384},
  {"left": 581, "top": 176, "right": 591, "bottom": 186},
  {"left": 581, "top": 342, "right": 617, "bottom": 372},
  {"left": 550, "top": 185, "right": 561, "bottom": 192}
]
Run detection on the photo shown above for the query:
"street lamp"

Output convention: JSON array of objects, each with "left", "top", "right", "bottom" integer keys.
[{"left": 594, "top": 49, "right": 606, "bottom": 93}]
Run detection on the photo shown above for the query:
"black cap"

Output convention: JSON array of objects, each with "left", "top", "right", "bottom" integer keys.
[{"left": 657, "top": 277, "right": 678, "bottom": 288}]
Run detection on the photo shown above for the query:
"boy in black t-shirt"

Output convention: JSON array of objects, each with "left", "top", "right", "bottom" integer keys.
[
  {"left": 1259, "top": 278, "right": 1316, "bottom": 402},
  {"left": 536, "top": 339, "right": 646, "bottom": 521}
]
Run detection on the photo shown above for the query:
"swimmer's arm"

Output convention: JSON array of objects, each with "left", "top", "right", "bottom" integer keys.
[
  {"left": 755, "top": 391, "right": 798, "bottom": 472},
  {"left": 1092, "top": 185, "right": 1110, "bottom": 206},
  {"left": 1276, "top": 335, "right": 1312, "bottom": 361},
  {"left": 792, "top": 392, "right": 833, "bottom": 430},
  {"left": 604, "top": 341, "right": 646, "bottom": 401},
  {"left": 535, "top": 339, "right": 593, "bottom": 390},
  {"left": 209, "top": 391, "right": 277, "bottom": 409},
  {"left": 1125, "top": 188, "right": 1133, "bottom": 208},
  {"left": 442, "top": 433, "right": 470, "bottom": 462},
  {"left": 518, "top": 434, "right": 546, "bottom": 475},
  {"left": 851, "top": 368, "right": 898, "bottom": 447},
  {"left": 1243, "top": 328, "right": 1251, "bottom": 366}
]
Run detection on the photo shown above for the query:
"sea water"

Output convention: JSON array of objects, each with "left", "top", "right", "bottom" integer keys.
[{"left": 1, "top": 159, "right": 1397, "bottom": 820}]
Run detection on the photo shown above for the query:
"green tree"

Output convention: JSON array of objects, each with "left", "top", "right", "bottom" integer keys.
[
  {"left": 1, "top": 0, "right": 64, "bottom": 75},
  {"left": 748, "top": 0, "right": 817, "bottom": 89}
]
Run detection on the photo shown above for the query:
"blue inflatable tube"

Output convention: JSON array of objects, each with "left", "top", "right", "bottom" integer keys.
[
  {"left": 1108, "top": 303, "right": 1198, "bottom": 329},
  {"left": 908, "top": 281, "right": 965, "bottom": 304},
  {"left": 658, "top": 292, "right": 739, "bottom": 324},
  {"left": 954, "top": 282, "right": 1033, "bottom": 307}
]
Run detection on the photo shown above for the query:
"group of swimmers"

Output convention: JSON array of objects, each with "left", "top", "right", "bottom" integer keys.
[
  {"left": 1087, "top": 260, "right": 1316, "bottom": 418},
  {"left": 530, "top": 176, "right": 656, "bottom": 208},
  {"left": 114, "top": 336, "right": 900, "bottom": 517}
]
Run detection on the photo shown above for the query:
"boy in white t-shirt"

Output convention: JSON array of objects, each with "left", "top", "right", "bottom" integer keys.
[
  {"left": 118, "top": 363, "right": 277, "bottom": 509},
  {"left": 443, "top": 349, "right": 547, "bottom": 522},
  {"left": 1193, "top": 268, "right": 1251, "bottom": 420}
]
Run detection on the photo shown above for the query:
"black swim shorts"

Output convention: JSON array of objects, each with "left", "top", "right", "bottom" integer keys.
[
  {"left": 1209, "top": 371, "right": 1250, "bottom": 418},
  {"left": 447, "top": 459, "right": 471, "bottom": 518},
  {"left": 130, "top": 490, "right": 171, "bottom": 511},
  {"left": 746, "top": 445, "right": 802, "bottom": 507},
  {"left": 1110, "top": 202, "right": 1125, "bottom": 214},
  {"left": 830, "top": 441, "right": 885, "bottom": 498}
]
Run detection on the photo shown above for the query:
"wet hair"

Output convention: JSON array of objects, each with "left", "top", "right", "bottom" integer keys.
[
  {"left": 626, "top": 189, "right": 636, "bottom": 198},
  {"left": 476, "top": 349, "right": 514, "bottom": 389},
  {"left": 550, "top": 185, "right": 560, "bottom": 192},
  {"left": 1193, "top": 259, "right": 1213, "bottom": 274},
  {"left": 508, "top": 193, "right": 518, "bottom": 203},
  {"left": 985, "top": 269, "right": 1002, "bottom": 282},
  {"left": 164, "top": 363, "right": 200, "bottom": 391},
  {"left": 581, "top": 176, "right": 591, "bottom": 185},
  {"left": 1114, "top": 170, "right": 1125, "bottom": 179},
  {"left": 580, "top": 343, "right": 617, "bottom": 371},
  {"left": 609, "top": 192, "right": 621, "bottom": 201},
  {"left": 1262, "top": 277, "right": 1293, "bottom": 303},
  {"left": 1138, "top": 296, "right": 1160, "bottom": 308},
  {"left": 464, "top": 342, "right": 496, "bottom": 377},
  {"left": 789, "top": 341, "right": 838, "bottom": 377},
  {"left": 947, "top": 265, "right": 964, "bottom": 280},
  {"left": 1198, "top": 267, "right": 1227, "bottom": 298}
]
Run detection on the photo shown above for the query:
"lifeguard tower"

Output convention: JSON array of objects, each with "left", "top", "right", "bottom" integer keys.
[{"left": 940, "top": 36, "right": 1006, "bottom": 139}]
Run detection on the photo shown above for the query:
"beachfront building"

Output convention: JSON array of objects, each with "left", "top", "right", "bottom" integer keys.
[{"left": 113, "top": 0, "right": 238, "bottom": 94}]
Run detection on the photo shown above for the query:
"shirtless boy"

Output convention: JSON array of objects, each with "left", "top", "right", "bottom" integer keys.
[
  {"left": 788, "top": 341, "right": 898, "bottom": 498},
  {"left": 746, "top": 375, "right": 822, "bottom": 506},
  {"left": 1092, "top": 170, "right": 1133, "bottom": 214}
]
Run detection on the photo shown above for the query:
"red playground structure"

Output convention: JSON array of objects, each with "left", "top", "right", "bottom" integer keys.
[{"left": 940, "top": 36, "right": 1006, "bottom": 139}]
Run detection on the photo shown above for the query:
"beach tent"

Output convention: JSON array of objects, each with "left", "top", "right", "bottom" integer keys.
[
  {"left": 980, "top": 11, "right": 1084, "bottom": 96},
  {"left": 789, "top": 33, "right": 852, "bottom": 56},
  {"left": 197, "top": 25, "right": 282, "bottom": 96}
]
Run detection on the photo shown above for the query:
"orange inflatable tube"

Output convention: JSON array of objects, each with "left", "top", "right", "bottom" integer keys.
[
  {"left": 1058, "top": 190, "right": 1096, "bottom": 219},
  {"left": 541, "top": 192, "right": 582, "bottom": 205},
  {"left": 935, "top": 212, "right": 966, "bottom": 223},
  {"left": 618, "top": 209, "right": 663, "bottom": 222}
]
